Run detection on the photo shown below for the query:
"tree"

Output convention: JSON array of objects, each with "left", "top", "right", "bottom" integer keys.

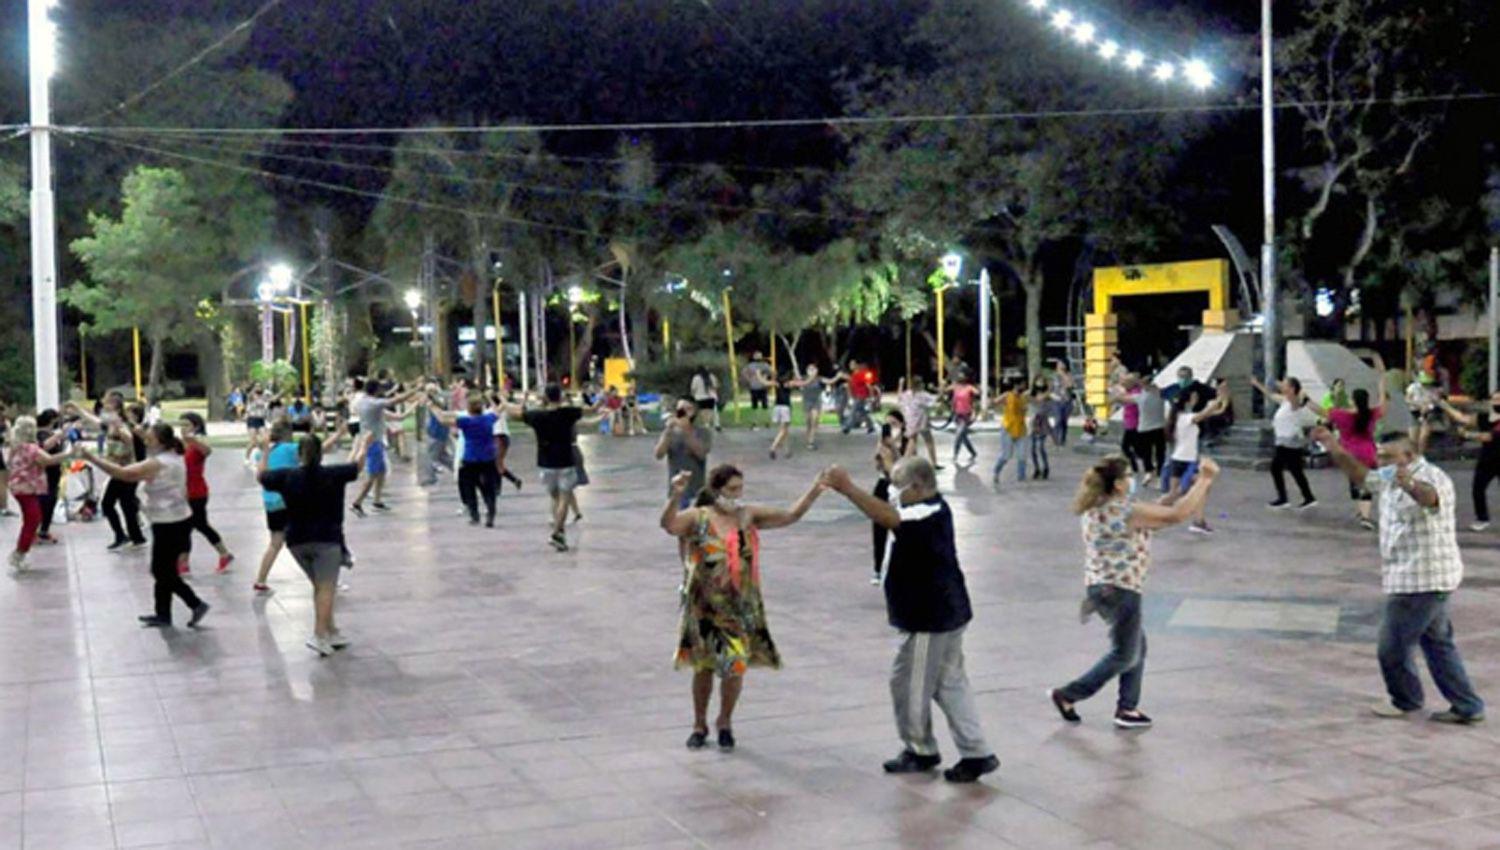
[
  {"left": 842, "top": 0, "right": 1197, "bottom": 379},
  {"left": 1277, "top": 0, "right": 1480, "bottom": 322},
  {"left": 66, "top": 167, "right": 233, "bottom": 399}
]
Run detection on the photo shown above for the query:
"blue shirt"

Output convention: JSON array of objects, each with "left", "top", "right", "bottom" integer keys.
[
  {"left": 427, "top": 412, "right": 449, "bottom": 441},
  {"left": 261, "top": 442, "right": 300, "bottom": 511},
  {"left": 456, "top": 414, "right": 498, "bottom": 463}
]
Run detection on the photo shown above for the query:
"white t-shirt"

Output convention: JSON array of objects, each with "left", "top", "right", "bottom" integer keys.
[
  {"left": 142, "top": 452, "right": 192, "bottom": 525},
  {"left": 1171, "top": 412, "right": 1200, "bottom": 463},
  {"left": 1272, "top": 400, "right": 1318, "bottom": 448}
]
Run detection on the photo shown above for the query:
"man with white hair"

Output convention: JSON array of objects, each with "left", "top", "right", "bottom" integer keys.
[{"left": 821, "top": 456, "right": 1000, "bottom": 783}]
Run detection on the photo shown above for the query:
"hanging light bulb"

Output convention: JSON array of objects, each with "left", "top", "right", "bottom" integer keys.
[
  {"left": 1071, "top": 22, "right": 1095, "bottom": 45},
  {"left": 1097, "top": 40, "right": 1119, "bottom": 60},
  {"left": 1050, "top": 9, "right": 1073, "bottom": 29},
  {"left": 1123, "top": 50, "right": 1146, "bottom": 71},
  {"left": 1152, "top": 61, "right": 1175, "bottom": 81},
  {"left": 1026, "top": 0, "right": 1048, "bottom": 9},
  {"left": 1183, "top": 58, "right": 1214, "bottom": 90}
]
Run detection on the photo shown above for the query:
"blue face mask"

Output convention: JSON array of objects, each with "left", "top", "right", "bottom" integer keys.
[{"left": 1375, "top": 465, "right": 1398, "bottom": 484}]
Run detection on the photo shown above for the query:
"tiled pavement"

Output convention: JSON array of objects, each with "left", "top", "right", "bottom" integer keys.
[{"left": 3, "top": 426, "right": 1500, "bottom": 849}]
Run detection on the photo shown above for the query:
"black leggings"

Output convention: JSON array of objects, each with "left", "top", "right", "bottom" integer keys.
[
  {"left": 150, "top": 520, "right": 202, "bottom": 621},
  {"left": 1474, "top": 461, "right": 1499, "bottom": 523},
  {"left": 458, "top": 461, "right": 500, "bottom": 521},
  {"left": 1120, "top": 429, "right": 1141, "bottom": 472},
  {"left": 1137, "top": 429, "right": 1166, "bottom": 476},
  {"left": 872, "top": 477, "right": 891, "bottom": 576},
  {"left": 1271, "top": 446, "right": 1315, "bottom": 502},
  {"left": 102, "top": 479, "right": 146, "bottom": 544},
  {"left": 188, "top": 496, "right": 223, "bottom": 548}
]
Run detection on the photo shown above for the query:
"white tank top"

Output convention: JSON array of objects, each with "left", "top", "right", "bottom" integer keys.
[{"left": 142, "top": 452, "right": 192, "bottom": 525}]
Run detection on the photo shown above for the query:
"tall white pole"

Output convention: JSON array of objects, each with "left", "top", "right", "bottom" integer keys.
[
  {"left": 28, "top": 0, "right": 61, "bottom": 410},
  {"left": 1260, "top": 0, "right": 1280, "bottom": 404},
  {"left": 978, "top": 268, "right": 991, "bottom": 412},
  {"left": 518, "top": 288, "right": 531, "bottom": 396},
  {"left": 1489, "top": 246, "right": 1498, "bottom": 396}
]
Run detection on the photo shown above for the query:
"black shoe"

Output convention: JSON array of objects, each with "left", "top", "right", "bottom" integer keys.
[
  {"left": 485, "top": 515, "right": 495, "bottom": 528},
  {"left": 686, "top": 729, "right": 709, "bottom": 749},
  {"left": 106, "top": 539, "right": 129, "bottom": 552},
  {"left": 717, "top": 728, "right": 735, "bottom": 750},
  {"left": 372, "top": 501, "right": 391, "bottom": 512},
  {"left": 1297, "top": 498, "right": 1318, "bottom": 510},
  {"left": 1430, "top": 709, "right": 1485, "bottom": 725},
  {"left": 943, "top": 755, "right": 1000, "bottom": 783},
  {"left": 1267, "top": 499, "right": 1289, "bottom": 510},
  {"left": 1114, "top": 709, "right": 1153, "bottom": 729},
  {"left": 350, "top": 503, "right": 367, "bottom": 518},
  {"left": 188, "top": 602, "right": 211, "bottom": 628},
  {"left": 882, "top": 750, "right": 941, "bottom": 774},
  {"left": 138, "top": 615, "right": 171, "bottom": 628},
  {"left": 1049, "top": 689, "right": 1081, "bottom": 723},
  {"left": 549, "top": 532, "right": 568, "bottom": 552}
]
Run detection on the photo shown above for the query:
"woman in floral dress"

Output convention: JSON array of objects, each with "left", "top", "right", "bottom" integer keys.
[{"left": 660, "top": 463, "right": 824, "bottom": 750}]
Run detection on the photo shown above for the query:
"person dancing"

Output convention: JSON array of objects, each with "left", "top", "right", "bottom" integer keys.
[
  {"left": 6, "top": 417, "right": 70, "bottom": 572},
  {"left": 177, "top": 413, "right": 235, "bottom": 573},
  {"left": 1049, "top": 455, "right": 1220, "bottom": 729},
  {"left": 660, "top": 464, "right": 823, "bottom": 750}
]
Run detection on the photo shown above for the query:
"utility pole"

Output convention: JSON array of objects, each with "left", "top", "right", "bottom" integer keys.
[
  {"left": 1260, "top": 0, "right": 1280, "bottom": 402},
  {"left": 1489, "top": 246, "right": 1498, "bottom": 395},
  {"left": 28, "top": 0, "right": 61, "bottom": 409}
]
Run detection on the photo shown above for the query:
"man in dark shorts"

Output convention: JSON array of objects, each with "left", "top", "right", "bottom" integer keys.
[
  {"left": 742, "top": 352, "right": 773, "bottom": 429},
  {"left": 508, "top": 384, "right": 603, "bottom": 552}
]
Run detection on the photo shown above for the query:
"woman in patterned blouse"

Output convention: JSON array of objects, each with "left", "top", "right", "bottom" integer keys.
[{"left": 1048, "top": 454, "right": 1220, "bottom": 729}]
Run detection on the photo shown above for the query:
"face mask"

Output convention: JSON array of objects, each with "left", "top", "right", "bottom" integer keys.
[
  {"left": 1375, "top": 465, "right": 1398, "bottom": 484},
  {"left": 716, "top": 495, "right": 742, "bottom": 513},
  {"left": 1127, "top": 477, "right": 1139, "bottom": 497},
  {"left": 1178, "top": 378, "right": 1191, "bottom": 388}
]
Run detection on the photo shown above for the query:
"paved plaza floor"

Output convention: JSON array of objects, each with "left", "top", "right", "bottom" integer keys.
[{"left": 3, "top": 426, "right": 1500, "bottom": 849}]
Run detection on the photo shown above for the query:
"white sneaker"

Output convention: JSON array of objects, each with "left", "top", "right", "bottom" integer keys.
[
  {"left": 305, "top": 636, "right": 334, "bottom": 657},
  {"left": 870, "top": 575, "right": 881, "bottom": 585},
  {"left": 328, "top": 632, "right": 351, "bottom": 650},
  {"left": 8, "top": 551, "right": 26, "bottom": 572},
  {"left": 1470, "top": 521, "right": 1491, "bottom": 532}
]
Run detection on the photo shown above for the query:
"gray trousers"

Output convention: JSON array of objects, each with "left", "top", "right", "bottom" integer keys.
[
  {"left": 890, "top": 626, "right": 992, "bottom": 759},
  {"left": 419, "top": 436, "right": 453, "bottom": 486}
]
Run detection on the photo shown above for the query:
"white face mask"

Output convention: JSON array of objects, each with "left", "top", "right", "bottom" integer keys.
[
  {"left": 1375, "top": 465, "right": 1398, "bottom": 484},
  {"left": 716, "top": 495, "right": 742, "bottom": 513},
  {"left": 1127, "top": 477, "right": 1139, "bottom": 497}
]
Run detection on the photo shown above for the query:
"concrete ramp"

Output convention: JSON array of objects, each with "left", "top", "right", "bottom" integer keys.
[
  {"left": 1286, "top": 340, "right": 1411, "bottom": 433},
  {"left": 1152, "top": 331, "right": 1256, "bottom": 419}
]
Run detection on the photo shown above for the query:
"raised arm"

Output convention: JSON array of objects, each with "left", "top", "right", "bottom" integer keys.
[
  {"left": 80, "top": 449, "right": 160, "bottom": 483},
  {"left": 750, "top": 479, "right": 824, "bottom": 530},
  {"left": 1310, "top": 426, "right": 1369, "bottom": 489},
  {"left": 821, "top": 465, "right": 901, "bottom": 530},
  {"left": 185, "top": 432, "right": 213, "bottom": 459},
  {"left": 660, "top": 471, "right": 698, "bottom": 536},
  {"left": 1248, "top": 377, "right": 1282, "bottom": 402},
  {"left": 1437, "top": 398, "right": 1475, "bottom": 428},
  {"left": 1375, "top": 364, "right": 1388, "bottom": 409},
  {"left": 1129, "top": 458, "right": 1220, "bottom": 530}
]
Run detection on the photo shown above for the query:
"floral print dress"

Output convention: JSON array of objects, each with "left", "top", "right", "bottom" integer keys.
[{"left": 675, "top": 508, "right": 781, "bottom": 677}]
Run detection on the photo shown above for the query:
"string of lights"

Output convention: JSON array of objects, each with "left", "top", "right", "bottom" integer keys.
[{"left": 1013, "top": 0, "right": 1215, "bottom": 90}]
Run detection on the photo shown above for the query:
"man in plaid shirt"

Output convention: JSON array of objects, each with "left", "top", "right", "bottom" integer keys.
[{"left": 1315, "top": 427, "right": 1485, "bottom": 724}]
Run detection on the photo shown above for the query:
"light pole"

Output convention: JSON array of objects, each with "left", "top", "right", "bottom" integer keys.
[
  {"left": 28, "top": 0, "right": 61, "bottom": 409},
  {"left": 259, "top": 263, "right": 294, "bottom": 363},
  {"left": 939, "top": 253, "right": 962, "bottom": 387},
  {"left": 978, "top": 268, "right": 991, "bottom": 412},
  {"left": 567, "top": 285, "right": 584, "bottom": 389},
  {"left": 1260, "top": 0, "right": 1280, "bottom": 398}
]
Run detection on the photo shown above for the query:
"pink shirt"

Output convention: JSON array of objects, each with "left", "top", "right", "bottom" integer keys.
[
  {"left": 952, "top": 384, "right": 977, "bottom": 417},
  {"left": 1121, "top": 389, "right": 1141, "bottom": 431},
  {"left": 1327, "top": 406, "right": 1383, "bottom": 469},
  {"left": 7, "top": 443, "right": 48, "bottom": 495}
]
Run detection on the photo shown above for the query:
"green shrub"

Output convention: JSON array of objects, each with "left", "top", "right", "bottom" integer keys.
[
  {"left": 1458, "top": 341, "right": 1489, "bottom": 398},
  {"left": 628, "top": 351, "right": 731, "bottom": 398}
]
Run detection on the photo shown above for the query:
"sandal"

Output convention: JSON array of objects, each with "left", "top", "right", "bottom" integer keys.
[{"left": 685, "top": 728, "right": 709, "bottom": 749}]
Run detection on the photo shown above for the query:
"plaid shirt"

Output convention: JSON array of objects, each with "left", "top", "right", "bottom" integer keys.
[{"left": 1366, "top": 459, "right": 1463, "bottom": 594}]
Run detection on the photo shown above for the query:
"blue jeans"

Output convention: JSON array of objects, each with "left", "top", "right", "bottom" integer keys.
[
  {"left": 1060, "top": 585, "right": 1146, "bottom": 712},
  {"left": 992, "top": 431, "right": 1025, "bottom": 481},
  {"left": 1029, "top": 432, "right": 1049, "bottom": 476},
  {"left": 1378, "top": 592, "right": 1485, "bottom": 717}
]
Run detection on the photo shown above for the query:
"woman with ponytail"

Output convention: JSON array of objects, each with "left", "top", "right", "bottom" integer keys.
[
  {"left": 1048, "top": 453, "right": 1220, "bottom": 729},
  {"left": 1309, "top": 366, "right": 1387, "bottom": 530},
  {"left": 660, "top": 463, "right": 824, "bottom": 751},
  {"left": 80, "top": 422, "right": 211, "bottom": 628}
]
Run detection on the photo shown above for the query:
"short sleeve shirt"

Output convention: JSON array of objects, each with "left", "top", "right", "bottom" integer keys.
[
  {"left": 1365, "top": 459, "right": 1463, "bottom": 594},
  {"left": 1273, "top": 400, "right": 1319, "bottom": 448},
  {"left": 881, "top": 496, "right": 972, "bottom": 633},
  {"left": 7, "top": 443, "right": 47, "bottom": 495},
  {"left": 951, "top": 385, "right": 977, "bottom": 418},
  {"left": 1327, "top": 407, "right": 1383, "bottom": 469},
  {"left": 260, "top": 442, "right": 300, "bottom": 512},
  {"left": 356, "top": 397, "right": 389, "bottom": 443},
  {"left": 456, "top": 413, "right": 498, "bottom": 463},
  {"left": 1082, "top": 498, "right": 1151, "bottom": 592},
  {"left": 801, "top": 378, "right": 826, "bottom": 408},
  {"left": 523, "top": 407, "right": 583, "bottom": 469},
  {"left": 665, "top": 426, "right": 713, "bottom": 495}
]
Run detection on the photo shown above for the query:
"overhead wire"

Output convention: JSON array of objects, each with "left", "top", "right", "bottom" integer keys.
[
  {"left": 69, "top": 132, "right": 601, "bottom": 240},
  {"left": 139, "top": 133, "right": 872, "bottom": 227},
  {"left": 64, "top": 90, "right": 1500, "bottom": 138},
  {"left": 69, "top": 0, "right": 287, "bottom": 126}
]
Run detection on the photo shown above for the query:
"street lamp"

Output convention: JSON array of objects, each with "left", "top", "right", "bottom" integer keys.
[
  {"left": 937, "top": 253, "right": 962, "bottom": 387},
  {"left": 28, "top": 0, "right": 62, "bottom": 408},
  {"left": 567, "top": 286, "right": 584, "bottom": 389}
]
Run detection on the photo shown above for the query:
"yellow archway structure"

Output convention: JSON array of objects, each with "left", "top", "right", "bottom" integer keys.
[{"left": 1085, "top": 259, "right": 1237, "bottom": 411}]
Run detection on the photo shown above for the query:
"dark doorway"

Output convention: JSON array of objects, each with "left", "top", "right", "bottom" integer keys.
[{"left": 1115, "top": 293, "right": 1208, "bottom": 375}]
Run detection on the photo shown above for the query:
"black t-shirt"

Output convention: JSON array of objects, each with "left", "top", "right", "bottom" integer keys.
[
  {"left": 1162, "top": 380, "right": 1215, "bottom": 412},
  {"left": 881, "top": 496, "right": 973, "bottom": 633},
  {"left": 523, "top": 407, "right": 583, "bottom": 469},
  {"left": 774, "top": 382, "right": 793, "bottom": 406},
  {"left": 1479, "top": 413, "right": 1500, "bottom": 466},
  {"left": 258, "top": 463, "right": 360, "bottom": 546}
]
